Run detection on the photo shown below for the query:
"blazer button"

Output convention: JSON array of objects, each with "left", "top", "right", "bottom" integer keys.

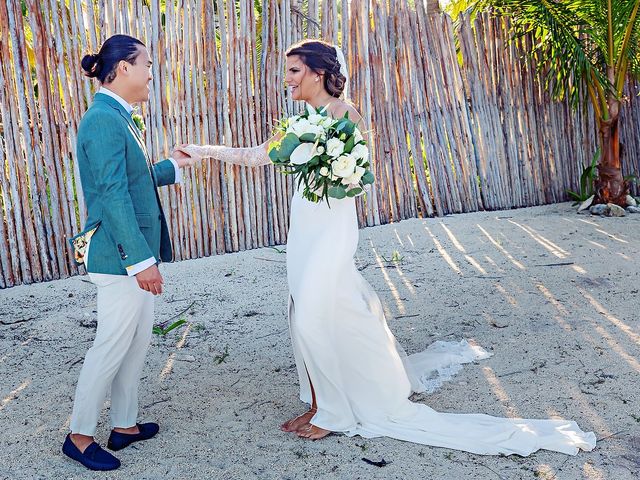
[{"left": 158, "top": 214, "right": 162, "bottom": 220}]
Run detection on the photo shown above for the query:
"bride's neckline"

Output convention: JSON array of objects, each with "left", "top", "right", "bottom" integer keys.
[{"left": 306, "top": 100, "right": 336, "bottom": 113}]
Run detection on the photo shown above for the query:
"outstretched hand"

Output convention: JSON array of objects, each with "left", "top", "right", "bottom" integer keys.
[{"left": 171, "top": 144, "right": 199, "bottom": 167}]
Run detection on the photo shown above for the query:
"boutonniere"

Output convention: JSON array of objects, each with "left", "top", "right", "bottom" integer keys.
[{"left": 131, "top": 113, "right": 146, "bottom": 133}]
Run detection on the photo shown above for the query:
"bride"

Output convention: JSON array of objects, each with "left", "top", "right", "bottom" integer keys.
[{"left": 182, "top": 39, "right": 596, "bottom": 455}]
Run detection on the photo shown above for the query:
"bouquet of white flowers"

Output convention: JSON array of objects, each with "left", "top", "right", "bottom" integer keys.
[{"left": 268, "top": 105, "right": 374, "bottom": 203}]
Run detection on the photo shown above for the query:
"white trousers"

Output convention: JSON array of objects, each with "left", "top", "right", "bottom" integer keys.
[{"left": 70, "top": 272, "right": 154, "bottom": 436}]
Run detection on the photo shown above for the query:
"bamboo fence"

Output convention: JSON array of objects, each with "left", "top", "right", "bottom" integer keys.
[{"left": 1, "top": 0, "right": 639, "bottom": 287}]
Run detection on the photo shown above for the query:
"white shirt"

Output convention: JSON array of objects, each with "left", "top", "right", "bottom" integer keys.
[{"left": 97, "top": 87, "right": 180, "bottom": 276}]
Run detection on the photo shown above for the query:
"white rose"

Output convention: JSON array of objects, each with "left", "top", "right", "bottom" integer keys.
[
  {"left": 308, "top": 113, "right": 324, "bottom": 125},
  {"left": 319, "top": 166, "right": 330, "bottom": 176},
  {"left": 326, "top": 138, "right": 345, "bottom": 158},
  {"left": 288, "top": 115, "right": 300, "bottom": 126},
  {"left": 351, "top": 143, "right": 369, "bottom": 161},
  {"left": 307, "top": 124, "right": 325, "bottom": 139},
  {"left": 312, "top": 124, "right": 326, "bottom": 139},
  {"left": 291, "top": 121, "right": 324, "bottom": 140},
  {"left": 332, "top": 153, "right": 357, "bottom": 178},
  {"left": 341, "top": 166, "right": 365, "bottom": 185},
  {"left": 290, "top": 142, "right": 318, "bottom": 165},
  {"left": 354, "top": 128, "right": 364, "bottom": 144},
  {"left": 321, "top": 117, "right": 334, "bottom": 128},
  {"left": 316, "top": 146, "right": 325, "bottom": 155},
  {"left": 286, "top": 118, "right": 310, "bottom": 136}
]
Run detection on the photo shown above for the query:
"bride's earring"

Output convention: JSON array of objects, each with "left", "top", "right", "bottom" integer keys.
[{"left": 315, "top": 76, "right": 320, "bottom": 82}]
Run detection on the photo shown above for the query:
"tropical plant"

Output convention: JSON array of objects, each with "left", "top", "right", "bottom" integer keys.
[
  {"left": 475, "top": 0, "right": 640, "bottom": 206},
  {"left": 567, "top": 148, "right": 599, "bottom": 204},
  {"left": 153, "top": 318, "right": 187, "bottom": 336},
  {"left": 443, "top": 0, "right": 479, "bottom": 19}
]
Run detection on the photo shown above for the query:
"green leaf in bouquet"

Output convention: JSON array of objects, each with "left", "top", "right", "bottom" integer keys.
[
  {"left": 268, "top": 147, "right": 280, "bottom": 163},
  {"left": 328, "top": 186, "right": 347, "bottom": 199},
  {"left": 334, "top": 120, "right": 348, "bottom": 132},
  {"left": 344, "top": 134, "right": 355, "bottom": 153},
  {"left": 347, "top": 187, "right": 363, "bottom": 197},
  {"left": 361, "top": 170, "right": 375, "bottom": 185},
  {"left": 343, "top": 122, "right": 356, "bottom": 136},
  {"left": 315, "top": 172, "right": 326, "bottom": 188},
  {"left": 279, "top": 133, "right": 301, "bottom": 159},
  {"left": 335, "top": 117, "right": 356, "bottom": 136},
  {"left": 297, "top": 170, "right": 309, "bottom": 190},
  {"left": 273, "top": 118, "right": 288, "bottom": 135},
  {"left": 293, "top": 163, "right": 308, "bottom": 174},
  {"left": 299, "top": 133, "right": 317, "bottom": 143},
  {"left": 308, "top": 156, "right": 320, "bottom": 167},
  {"left": 332, "top": 111, "right": 350, "bottom": 124}
]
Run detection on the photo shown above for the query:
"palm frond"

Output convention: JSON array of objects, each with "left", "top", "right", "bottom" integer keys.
[
  {"left": 612, "top": 0, "right": 640, "bottom": 92},
  {"left": 486, "top": 0, "right": 609, "bottom": 105}
]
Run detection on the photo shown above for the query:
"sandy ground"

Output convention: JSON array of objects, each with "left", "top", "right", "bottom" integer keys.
[{"left": 0, "top": 202, "right": 639, "bottom": 480}]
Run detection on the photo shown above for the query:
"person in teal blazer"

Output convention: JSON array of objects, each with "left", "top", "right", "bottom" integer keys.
[
  {"left": 63, "top": 34, "right": 197, "bottom": 471},
  {"left": 74, "top": 91, "right": 178, "bottom": 275}
]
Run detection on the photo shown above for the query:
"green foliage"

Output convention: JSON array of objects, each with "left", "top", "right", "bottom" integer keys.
[
  {"left": 153, "top": 318, "right": 187, "bottom": 336},
  {"left": 328, "top": 186, "right": 347, "bottom": 199},
  {"left": 475, "top": 0, "right": 640, "bottom": 202},
  {"left": 381, "top": 250, "right": 404, "bottom": 264},
  {"left": 361, "top": 171, "right": 375, "bottom": 185},
  {"left": 475, "top": 0, "right": 640, "bottom": 109},
  {"left": 268, "top": 107, "right": 372, "bottom": 204},
  {"left": 567, "top": 148, "right": 599, "bottom": 204},
  {"left": 445, "top": 0, "right": 480, "bottom": 20},
  {"left": 278, "top": 134, "right": 303, "bottom": 159}
]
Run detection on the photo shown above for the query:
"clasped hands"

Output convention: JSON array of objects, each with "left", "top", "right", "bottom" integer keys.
[{"left": 170, "top": 144, "right": 202, "bottom": 167}]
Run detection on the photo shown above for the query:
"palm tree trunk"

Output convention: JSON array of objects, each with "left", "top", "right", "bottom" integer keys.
[{"left": 595, "top": 107, "right": 628, "bottom": 206}]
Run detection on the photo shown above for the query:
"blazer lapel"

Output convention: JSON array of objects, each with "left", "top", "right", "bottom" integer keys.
[{"left": 94, "top": 93, "right": 157, "bottom": 182}]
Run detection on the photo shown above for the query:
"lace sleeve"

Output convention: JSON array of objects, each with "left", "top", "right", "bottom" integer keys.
[{"left": 183, "top": 142, "right": 271, "bottom": 167}]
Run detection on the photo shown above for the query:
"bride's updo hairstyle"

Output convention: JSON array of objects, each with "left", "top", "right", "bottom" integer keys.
[
  {"left": 81, "top": 34, "right": 145, "bottom": 84},
  {"left": 286, "top": 40, "right": 346, "bottom": 98}
]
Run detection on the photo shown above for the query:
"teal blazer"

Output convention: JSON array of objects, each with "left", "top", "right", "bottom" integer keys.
[{"left": 72, "top": 93, "right": 176, "bottom": 275}]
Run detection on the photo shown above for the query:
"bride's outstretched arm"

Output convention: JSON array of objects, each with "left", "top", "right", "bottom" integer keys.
[{"left": 180, "top": 134, "right": 281, "bottom": 168}]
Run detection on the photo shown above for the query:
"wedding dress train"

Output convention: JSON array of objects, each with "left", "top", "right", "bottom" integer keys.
[{"left": 285, "top": 188, "right": 595, "bottom": 456}]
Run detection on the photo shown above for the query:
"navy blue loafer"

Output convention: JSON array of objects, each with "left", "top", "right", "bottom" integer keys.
[
  {"left": 62, "top": 434, "right": 121, "bottom": 471},
  {"left": 107, "top": 422, "right": 160, "bottom": 451}
]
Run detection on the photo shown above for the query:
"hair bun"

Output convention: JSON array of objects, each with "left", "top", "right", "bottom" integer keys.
[
  {"left": 326, "top": 71, "right": 346, "bottom": 98},
  {"left": 81, "top": 53, "right": 102, "bottom": 77}
]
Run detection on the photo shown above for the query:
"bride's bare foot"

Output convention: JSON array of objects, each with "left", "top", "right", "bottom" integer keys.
[
  {"left": 280, "top": 408, "right": 317, "bottom": 432},
  {"left": 296, "top": 423, "right": 332, "bottom": 440}
]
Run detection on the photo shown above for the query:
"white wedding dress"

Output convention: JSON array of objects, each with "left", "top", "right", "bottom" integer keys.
[{"left": 186, "top": 125, "right": 596, "bottom": 457}]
